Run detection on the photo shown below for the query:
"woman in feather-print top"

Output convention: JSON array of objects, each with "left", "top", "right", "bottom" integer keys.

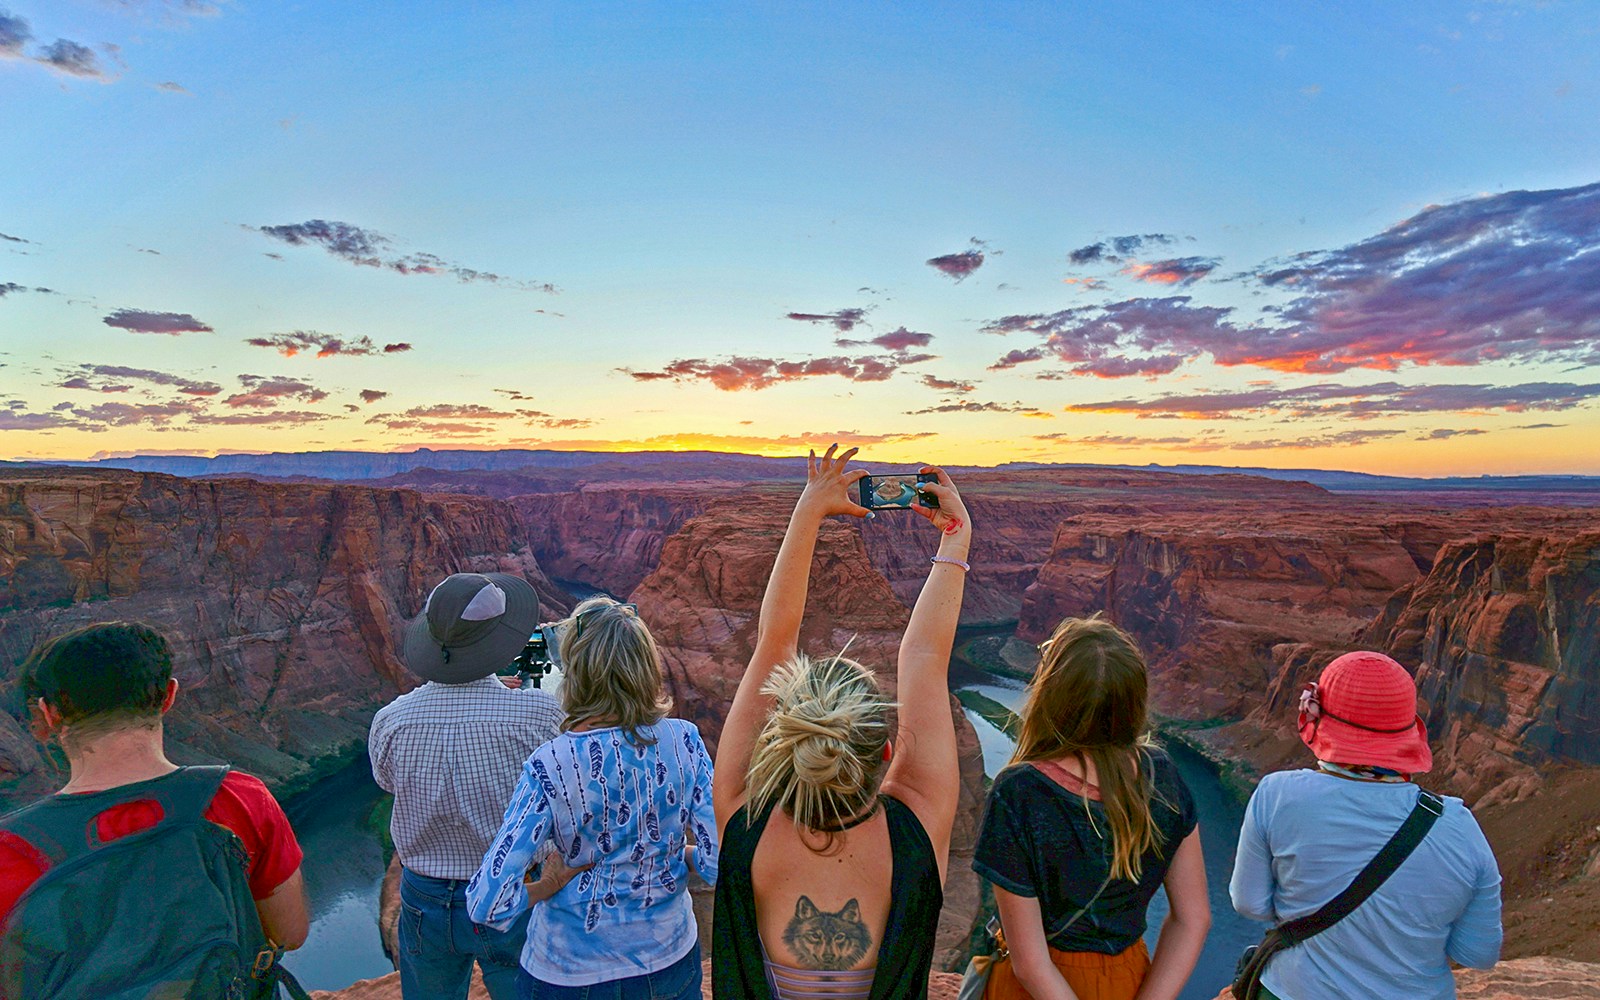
[{"left": 467, "top": 598, "right": 717, "bottom": 999}]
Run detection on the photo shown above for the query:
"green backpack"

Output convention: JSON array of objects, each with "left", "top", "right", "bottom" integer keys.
[{"left": 0, "top": 766, "right": 312, "bottom": 1000}]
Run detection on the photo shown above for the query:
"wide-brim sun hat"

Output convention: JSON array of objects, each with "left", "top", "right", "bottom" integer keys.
[
  {"left": 1298, "top": 650, "right": 1433, "bottom": 774},
  {"left": 402, "top": 572, "right": 539, "bottom": 684}
]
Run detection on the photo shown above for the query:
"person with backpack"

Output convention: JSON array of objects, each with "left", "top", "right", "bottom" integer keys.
[
  {"left": 972, "top": 615, "right": 1209, "bottom": 1000},
  {"left": 1228, "top": 651, "right": 1502, "bottom": 1000},
  {"left": 0, "top": 621, "right": 311, "bottom": 1000}
]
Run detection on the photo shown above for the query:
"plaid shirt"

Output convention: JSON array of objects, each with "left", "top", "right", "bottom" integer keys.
[{"left": 370, "top": 676, "right": 563, "bottom": 879}]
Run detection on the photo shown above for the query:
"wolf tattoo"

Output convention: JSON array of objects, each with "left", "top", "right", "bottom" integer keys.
[{"left": 783, "top": 895, "right": 871, "bottom": 970}]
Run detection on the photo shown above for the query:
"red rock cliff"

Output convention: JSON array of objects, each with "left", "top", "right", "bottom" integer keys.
[{"left": 0, "top": 469, "right": 569, "bottom": 806}]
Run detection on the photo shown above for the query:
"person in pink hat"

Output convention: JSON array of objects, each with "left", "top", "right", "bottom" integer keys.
[{"left": 1229, "top": 651, "right": 1502, "bottom": 1000}]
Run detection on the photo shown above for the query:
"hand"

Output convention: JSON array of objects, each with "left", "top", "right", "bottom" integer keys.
[
  {"left": 910, "top": 466, "right": 971, "bottom": 540},
  {"left": 525, "top": 853, "right": 594, "bottom": 904},
  {"left": 499, "top": 674, "right": 525, "bottom": 690},
  {"left": 796, "top": 443, "right": 871, "bottom": 519}
]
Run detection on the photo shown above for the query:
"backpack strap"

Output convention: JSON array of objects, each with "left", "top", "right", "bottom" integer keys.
[
  {"left": 0, "top": 766, "right": 231, "bottom": 866},
  {"left": 1276, "top": 788, "right": 1445, "bottom": 945}
]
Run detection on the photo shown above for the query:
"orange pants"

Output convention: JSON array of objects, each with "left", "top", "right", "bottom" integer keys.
[{"left": 983, "top": 939, "right": 1151, "bottom": 1000}]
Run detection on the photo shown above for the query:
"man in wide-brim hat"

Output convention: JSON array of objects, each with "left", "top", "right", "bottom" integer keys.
[
  {"left": 1226, "top": 650, "right": 1503, "bottom": 1000},
  {"left": 370, "top": 573, "right": 564, "bottom": 1000}
]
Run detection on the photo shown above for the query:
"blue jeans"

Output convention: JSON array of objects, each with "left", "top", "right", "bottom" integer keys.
[
  {"left": 398, "top": 867, "right": 532, "bottom": 1000},
  {"left": 520, "top": 941, "right": 702, "bottom": 1000}
]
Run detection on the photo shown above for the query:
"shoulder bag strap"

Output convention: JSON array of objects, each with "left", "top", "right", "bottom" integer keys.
[{"left": 1276, "top": 788, "right": 1444, "bottom": 945}]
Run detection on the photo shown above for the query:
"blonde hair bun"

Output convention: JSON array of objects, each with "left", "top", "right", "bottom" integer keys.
[{"left": 747, "top": 653, "right": 894, "bottom": 839}]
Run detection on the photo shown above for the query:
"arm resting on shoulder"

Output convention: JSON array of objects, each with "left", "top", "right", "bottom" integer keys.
[
  {"left": 257, "top": 867, "right": 309, "bottom": 950},
  {"left": 1134, "top": 829, "right": 1210, "bottom": 1000},
  {"left": 994, "top": 886, "right": 1079, "bottom": 1000}
]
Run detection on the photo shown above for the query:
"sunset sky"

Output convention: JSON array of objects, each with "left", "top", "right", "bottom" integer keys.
[{"left": 3, "top": 1, "right": 1598, "bottom": 475}]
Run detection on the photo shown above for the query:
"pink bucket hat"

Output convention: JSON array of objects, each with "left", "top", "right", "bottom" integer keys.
[{"left": 1298, "top": 651, "right": 1432, "bottom": 774}]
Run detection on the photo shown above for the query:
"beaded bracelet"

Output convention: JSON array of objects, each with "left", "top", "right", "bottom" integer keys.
[{"left": 930, "top": 554, "right": 970, "bottom": 572}]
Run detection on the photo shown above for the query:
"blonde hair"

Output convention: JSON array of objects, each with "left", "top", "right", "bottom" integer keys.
[
  {"left": 746, "top": 652, "right": 894, "bottom": 847},
  {"left": 1010, "top": 614, "right": 1164, "bottom": 882},
  {"left": 557, "top": 597, "right": 671, "bottom": 745}
]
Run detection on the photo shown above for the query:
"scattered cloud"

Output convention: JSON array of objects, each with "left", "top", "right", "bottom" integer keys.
[
  {"left": 926, "top": 239, "right": 992, "bottom": 282},
  {"left": 984, "top": 297, "right": 1232, "bottom": 378},
  {"left": 58, "top": 364, "right": 221, "bottom": 396},
  {"left": 1120, "top": 256, "right": 1220, "bottom": 286},
  {"left": 623, "top": 352, "right": 930, "bottom": 391},
  {"left": 835, "top": 327, "right": 933, "bottom": 351},
  {"left": 1065, "top": 380, "right": 1600, "bottom": 420},
  {"left": 1242, "top": 181, "right": 1600, "bottom": 373},
  {"left": 786, "top": 307, "right": 868, "bottom": 333},
  {"left": 37, "top": 39, "right": 105, "bottom": 78},
  {"left": 190, "top": 409, "right": 331, "bottom": 426},
  {"left": 920, "top": 374, "right": 976, "bottom": 393},
  {"left": 66, "top": 399, "right": 200, "bottom": 428},
  {"left": 906, "top": 400, "right": 1036, "bottom": 415},
  {"left": 494, "top": 389, "right": 536, "bottom": 401},
  {"left": 103, "top": 308, "right": 213, "bottom": 334},
  {"left": 1030, "top": 428, "right": 1402, "bottom": 451},
  {"left": 0, "top": 231, "right": 31, "bottom": 244},
  {"left": 224, "top": 374, "right": 329, "bottom": 408},
  {"left": 1068, "top": 234, "right": 1177, "bottom": 266},
  {"left": 254, "top": 219, "right": 557, "bottom": 292},
  {"left": 0, "top": 282, "right": 54, "bottom": 297},
  {"left": 154, "top": 80, "right": 189, "bottom": 94},
  {"left": 244, "top": 330, "right": 412, "bottom": 358},
  {"left": 358, "top": 389, "right": 388, "bottom": 404},
  {"left": 362, "top": 401, "right": 562, "bottom": 436},
  {"left": 0, "top": 10, "right": 27, "bottom": 57},
  {"left": 1419, "top": 427, "right": 1487, "bottom": 440}
]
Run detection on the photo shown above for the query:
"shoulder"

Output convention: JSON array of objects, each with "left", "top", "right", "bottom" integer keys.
[
  {"left": 662, "top": 717, "right": 706, "bottom": 746},
  {"left": 1143, "top": 745, "right": 1185, "bottom": 785},
  {"left": 986, "top": 763, "right": 1045, "bottom": 807},
  {"left": 371, "top": 684, "right": 431, "bottom": 725},
  {"left": 209, "top": 770, "right": 291, "bottom": 829}
]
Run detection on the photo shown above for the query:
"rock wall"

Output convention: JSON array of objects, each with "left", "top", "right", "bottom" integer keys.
[{"left": 0, "top": 469, "right": 569, "bottom": 806}]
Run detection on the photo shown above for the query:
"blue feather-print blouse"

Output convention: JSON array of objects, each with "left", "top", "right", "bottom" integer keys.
[{"left": 466, "top": 718, "right": 718, "bottom": 986}]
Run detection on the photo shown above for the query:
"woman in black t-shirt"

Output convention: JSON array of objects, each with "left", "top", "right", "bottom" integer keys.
[{"left": 972, "top": 616, "right": 1210, "bottom": 1000}]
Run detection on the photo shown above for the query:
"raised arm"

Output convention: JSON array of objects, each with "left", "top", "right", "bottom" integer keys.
[
  {"left": 878, "top": 466, "right": 971, "bottom": 878},
  {"left": 713, "top": 444, "right": 869, "bottom": 829}
]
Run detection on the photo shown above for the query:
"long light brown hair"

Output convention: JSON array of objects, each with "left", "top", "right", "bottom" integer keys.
[
  {"left": 1010, "top": 614, "right": 1163, "bottom": 882},
  {"left": 557, "top": 597, "right": 672, "bottom": 745}
]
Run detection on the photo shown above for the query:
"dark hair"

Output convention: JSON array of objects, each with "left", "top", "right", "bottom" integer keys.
[{"left": 22, "top": 622, "right": 174, "bottom": 725}]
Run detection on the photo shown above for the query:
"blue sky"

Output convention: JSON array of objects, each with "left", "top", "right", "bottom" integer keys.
[{"left": 3, "top": 1, "right": 1598, "bottom": 473}]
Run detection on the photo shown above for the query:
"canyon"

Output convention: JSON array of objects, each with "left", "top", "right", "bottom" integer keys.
[{"left": 2, "top": 458, "right": 1598, "bottom": 988}]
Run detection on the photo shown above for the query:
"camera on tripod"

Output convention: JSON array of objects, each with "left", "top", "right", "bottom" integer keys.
[{"left": 511, "top": 620, "right": 568, "bottom": 689}]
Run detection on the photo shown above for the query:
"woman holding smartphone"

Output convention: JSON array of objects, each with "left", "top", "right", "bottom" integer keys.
[{"left": 712, "top": 444, "right": 972, "bottom": 999}]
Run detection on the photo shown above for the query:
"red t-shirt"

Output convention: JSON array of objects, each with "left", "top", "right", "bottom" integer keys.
[{"left": 0, "top": 770, "right": 304, "bottom": 924}]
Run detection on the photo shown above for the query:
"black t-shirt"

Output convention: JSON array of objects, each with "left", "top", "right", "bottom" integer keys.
[{"left": 971, "top": 747, "right": 1197, "bottom": 955}]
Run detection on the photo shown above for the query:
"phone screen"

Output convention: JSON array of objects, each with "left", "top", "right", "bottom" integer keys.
[{"left": 858, "top": 473, "right": 938, "bottom": 510}]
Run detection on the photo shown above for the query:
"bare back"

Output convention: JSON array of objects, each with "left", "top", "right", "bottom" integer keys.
[{"left": 751, "top": 809, "right": 893, "bottom": 972}]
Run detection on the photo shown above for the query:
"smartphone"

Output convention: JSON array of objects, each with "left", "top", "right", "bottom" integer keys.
[{"left": 858, "top": 472, "right": 940, "bottom": 511}]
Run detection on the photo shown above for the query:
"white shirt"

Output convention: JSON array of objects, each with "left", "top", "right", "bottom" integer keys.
[
  {"left": 1230, "top": 769, "right": 1502, "bottom": 1000},
  {"left": 370, "top": 676, "right": 563, "bottom": 879}
]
